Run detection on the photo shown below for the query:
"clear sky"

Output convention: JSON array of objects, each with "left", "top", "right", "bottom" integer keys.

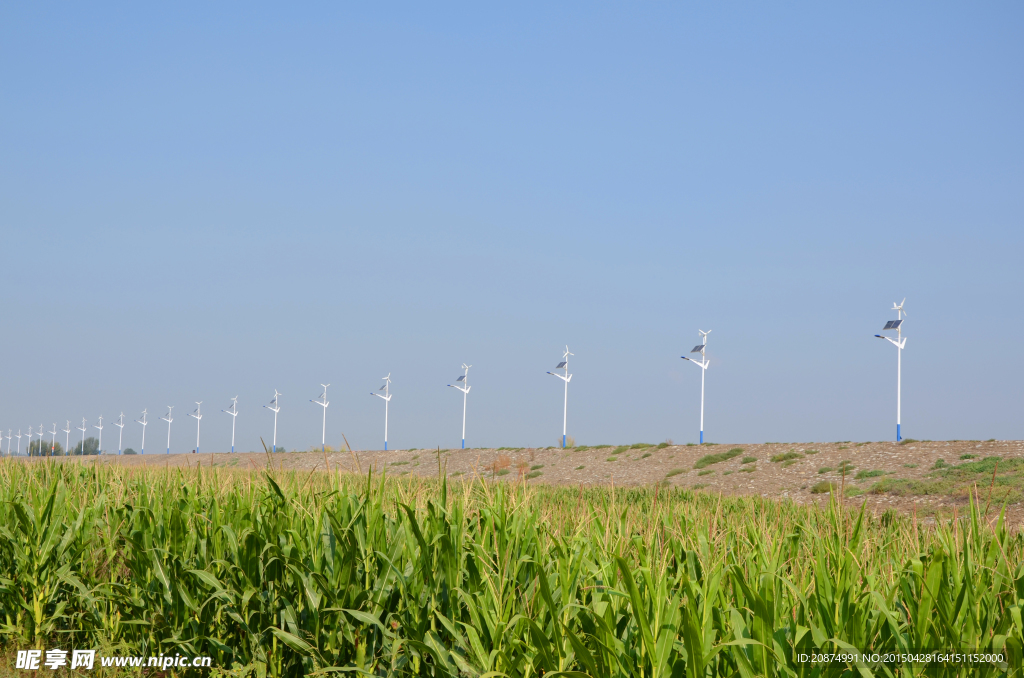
[{"left": 2, "top": 3, "right": 1021, "bottom": 453}]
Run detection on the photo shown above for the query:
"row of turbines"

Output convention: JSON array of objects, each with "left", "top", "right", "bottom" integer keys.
[{"left": 1, "top": 301, "right": 909, "bottom": 455}]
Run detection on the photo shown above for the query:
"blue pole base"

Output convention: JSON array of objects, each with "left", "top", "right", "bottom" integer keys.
[
  {"left": 231, "top": 446, "right": 234, "bottom": 454},
  {"left": 141, "top": 449, "right": 144, "bottom": 455},
  {"left": 897, "top": 424, "right": 901, "bottom": 442},
  {"left": 562, "top": 434, "right": 566, "bottom": 449},
  {"left": 273, "top": 445, "right": 276, "bottom": 453},
  {"left": 384, "top": 442, "right": 388, "bottom": 451},
  {"left": 462, "top": 438, "right": 465, "bottom": 449},
  {"left": 700, "top": 430, "right": 704, "bottom": 444}
]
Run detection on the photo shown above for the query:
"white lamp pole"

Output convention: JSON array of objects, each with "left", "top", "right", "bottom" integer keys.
[
  {"left": 136, "top": 409, "right": 148, "bottom": 454},
  {"left": 546, "top": 347, "right": 574, "bottom": 448},
  {"left": 93, "top": 417, "right": 103, "bottom": 455},
  {"left": 681, "top": 330, "right": 711, "bottom": 445},
  {"left": 371, "top": 376, "right": 392, "bottom": 451},
  {"left": 447, "top": 364, "right": 472, "bottom": 449},
  {"left": 189, "top": 402, "right": 202, "bottom": 453},
  {"left": 875, "top": 299, "right": 908, "bottom": 442},
  {"left": 264, "top": 391, "right": 281, "bottom": 453},
  {"left": 113, "top": 413, "right": 125, "bottom": 455},
  {"left": 311, "top": 385, "right": 329, "bottom": 454},
  {"left": 77, "top": 419, "right": 86, "bottom": 455},
  {"left": 160, "top": 406, "right": 174, "bottom": 454},
  {"left": 222, "top": 397, "right": 238, "bottom": 453}
]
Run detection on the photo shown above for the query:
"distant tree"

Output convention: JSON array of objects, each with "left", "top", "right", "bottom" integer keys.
[
  {"left": 73, "top": 437, "right": 100, "bottom": 455},
  {"left": 123, "top": 448, "right": 137, "bottom": 455},
  {"left": 28, "top": 440, "right": 64, "bottom": 456}
]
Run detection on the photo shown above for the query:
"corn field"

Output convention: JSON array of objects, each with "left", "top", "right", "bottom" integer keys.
[{"left": 0, "top": 459, "right": 1022, "bottom": 677}]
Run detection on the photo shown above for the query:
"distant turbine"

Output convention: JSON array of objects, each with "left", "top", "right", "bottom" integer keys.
[
  {"left": 546, "top": 347, "right": 573, "bottom": 448},
  {"left": 160, "top": 406, "right": 174, "bottom": 454},
  {"left": 5, "top": 429, "right": 11, "bottom": 456},
  {"left": 113, "top": 412, "right": 125, "bottom": 455},
  {"left": 62, "top": 421, "right": 71, "bottom": 457},
  {"left": 48, "top": 423, "right": 57, "bottom": 456},
  {"left": 222, "top": 397, "right": 238, "bottom": 453},
  {"left": 94, "top": 416, "right": 103, "bottom": 455},
  {"left": 76, "top": 419, "right": 87, "bottom": 455},
  {"left": 681, "top": 329, "right": 711, "bottom": 445},
  {"left": 446, "top": 364, "right": 472, "bottom": 449},
  {"left": 136, "top": 409, "right": 148, "bottom": 454},
  {"left": 371, "top": 375, "right": 392, "bottom": 451},
  {"left": 16, "top": 429, "right": 24, "bottom": 456},
  {"left": 264, "top": 390, "right": 281, "bottom": 453},
  {"left": 875, "top": 298, "right": 908, "bottom": 442},
  {"left": 310, "top": 385, "right": 329, "bottom": 454},
  {"left": 189, "top": 402, "right": 203, "bottom": 453},
  {"left": 37, "top": 423, "right": 44, "bottom": 456}
]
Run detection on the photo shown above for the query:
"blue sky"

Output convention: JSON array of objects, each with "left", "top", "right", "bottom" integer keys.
[{"left": 1, "top": 3, "right": 1021, "bottom": 452}]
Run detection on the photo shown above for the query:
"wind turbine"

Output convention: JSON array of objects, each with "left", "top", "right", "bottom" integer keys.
[
  {"left": 48, "top": 423, "right": 57, "bottom": 456},
  {"left": 16, "top": 429, "right": 23, "bottom": 456},
  {"left": 136, "top": 409, "right": 148, "bottom": 454},
  {"left": 546, "top": 347, "right": 573, "bottom": 449},
  {"left": 189, "top": 402, "right": 202, "bottom": 453},
  {"left": 264, "top": 390, "right": 281, "bottom": 453},
  {"left": 77, "top": 418, "right": 86, "bottom": 455},
  {"left": 222, "top": 397, "right": 238, "bottom": 453},
  {"left": 447, "top": 364, "right": 472, "bottom": 449},
  {"left": 94, "top": 416, "right": 103, "bottom": 455},
  {"left": 371, "top": 375, "right": 392, "bottom": 451},
  {"left": 62, "top": 421, "right": 70, "bottom": 457},
  {"left": 310, "top": 385, "right": 329, "bottom": 454},
  {"left": 5, "top": 430, "right": 11, "bottom": 456},
  {"left": 37, "top": 423, "right": 44, "bottom": 456},
  {"left": 681, "top": 330, "right": 711, "bottom": 445},
  {"left": 113, "top": 412, "right": 125, "bottom": 455},
  {"left": 875, "top": 298, "right": 908, "bottom": 442},
  {"left": 160, "top": 406, "right": 173, "bottom": 454}
]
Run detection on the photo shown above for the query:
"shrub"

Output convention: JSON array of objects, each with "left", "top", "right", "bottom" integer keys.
[
  {"left": 818, "top": 467, "right": 834, "bottom": 474},
  {"left": 612, "top": 446, "right": 628, "bottom": 456},
  {"left": 899, "top": 438, "right": 919, "bottom": 445},
  {"left": 640, "top": 453, "right": 652, "bottom": 459},
  {"left": 741, "top": 456, "right": 757, "bottom": 464},
  {"left": 495, "top": 468, "right": 510, "bottom": 476},
  {"left": 574, "top": 465, "right": 585, "bottom": 470},
  {"left": 694, "top": 448, "right": 743, "bottom": 469},
  {"left": 782, "top": 459, "right": 800, "bottom": 468},
  {"left": 606, "top": 457, "right": 618, "bottom": 462},
  {"left": 530, "top": 464, "right": 544, "bottom": 471},
  {"left": 855, "top": 469, "right": 886, "bottom": 480},
  {"left": 810, "top": 481, "right": 837, "bottom": 494},
  {"left": 698, "top": 469, "right": 714, "bottom": 476},
  {"left": 771, "top": 452, "right": 802, "bottom": 463},
  {"left": 960, "top": 454, "right": 977, "bottom": 460},
  {"left": 526, "top": 471, "right": 543, "bottom": 479},
  {"left": 805, "top": 449, "right": 820, "bottom": 455},
  {"left": 657, "top": 442, "right": 670, "bottom": 449},
  {"left": 691, "top": 483, "right": 708, "bottom": 489},
  {"left": 630, "top": 443, "right": 652, "bottom": 449},
  {"left": 666, "top": 468, "right": 686, "bottom": 478},
  {"left": 739, "top": 467, "right": 755, "bottom": 473}
]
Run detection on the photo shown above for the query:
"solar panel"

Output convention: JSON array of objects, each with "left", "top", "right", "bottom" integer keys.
[
  {"left": 691, "top": 345, "right": 705, "bottom": 353},
  {"left": 456, "top": 376, "right": 465, "bottom": 381},
  {"left": 882, "top": 319, "right": 903, "bottom": 330},
  {"left": 556, "top": 361, "right": 567, "bottom": 368}
]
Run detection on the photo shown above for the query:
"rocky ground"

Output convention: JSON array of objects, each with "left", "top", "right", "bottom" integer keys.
[{"left": 24, "top": 438, "right": 1024, "bottom": 527}]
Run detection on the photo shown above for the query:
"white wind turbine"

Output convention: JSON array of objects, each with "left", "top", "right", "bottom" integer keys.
[
  {"left": 16, "top": 429, "right": 23, "bottom": 456},
  {"left": 94, "top": 416, "right": 103, "bottom": 455},
  {"left": 62, "top": 421, "right": 70, "bottom": 457},
  {"left": 76, "top": 419, "right": 87, "bottom": 455},
  {"left": 681, "top": 329, "right": 711, "bottom": 445},
  {"left": 546, "top": 347, "right": 573, "bottom": 449},
  {"left": 38, "top": 423, "right": 44, "bottom": 456},
  {"left": 136, "top": 409, "right": 148, "bottom": 454},
  {"left": 875, "top": 298, "right": 908, "bottom": 442},
  {"left": 5, "top": 429, "right": 11, "bottom": 456},
  {"left": 447, "top": 364, "right": 472, "bottom": 449},
  {"left": 310, "top": 385, "right": 329, "bottom": 454},
  {"left": 371, "top": 375, "right": 392, "bottom": 451},
  {"left": 160, "top": 406, "right": 174, "bottom": 454},
  {"left": 264, "top": 390, "right": 281, "bottom": 453},
  {"left": 189, "top": 402, "right": 203, "bottom": 453},
  {"left": 48, "top": 423, "right": 57, "bottom": 456},
  {"left": 113, "top": 412, "right": 125, "bottom": 455},
  {"left": 222, "top": 397, "right": 238, "bottom": 453}
]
